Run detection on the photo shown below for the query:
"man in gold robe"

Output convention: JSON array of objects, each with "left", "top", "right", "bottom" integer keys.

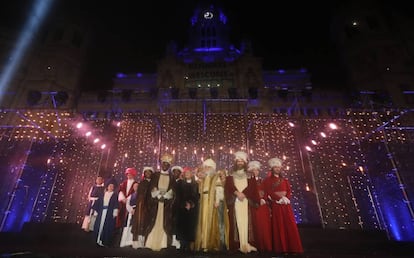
[{"left": 194, "top": 158, "right": 229, "bottom": 252}]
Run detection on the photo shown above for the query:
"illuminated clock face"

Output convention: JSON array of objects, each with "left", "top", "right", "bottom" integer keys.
[{"left": 204, "top": 11, "right": 213, "bottom": 19}]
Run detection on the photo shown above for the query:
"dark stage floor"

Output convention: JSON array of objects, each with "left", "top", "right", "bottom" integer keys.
[{"left": 0, "top": 223, "right": 413, "bottom": 258}]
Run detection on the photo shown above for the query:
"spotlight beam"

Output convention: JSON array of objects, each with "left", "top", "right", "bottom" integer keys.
[
  {"left": 0, "top": 0, "right": 53, "bottom": 103},
  {"left": 360, "top": 110, "right": 410, "bottom": 142}
]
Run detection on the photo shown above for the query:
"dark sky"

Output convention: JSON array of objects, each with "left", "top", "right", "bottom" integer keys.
[{"left": 1, "top": 1, "right": 408, "bottom": 90}]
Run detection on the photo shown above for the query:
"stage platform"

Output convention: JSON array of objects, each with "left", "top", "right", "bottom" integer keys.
[{"left": 0, "top": 223, "right": 413, "bottom": 258}]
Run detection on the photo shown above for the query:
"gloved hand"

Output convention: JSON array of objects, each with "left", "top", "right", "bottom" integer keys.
[
  {"left": 163, "top": 189, "right": 173, "bottom": 200},
  {"left": 276, "top": 196, "right": 290, "bottom": 205},
  {"left": 151, "top": 189, "right": 160, "bottom": 198}
]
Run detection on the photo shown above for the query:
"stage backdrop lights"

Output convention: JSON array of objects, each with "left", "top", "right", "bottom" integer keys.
[{"left": 0, "top": 111, "right": 413, "bottom": 241}]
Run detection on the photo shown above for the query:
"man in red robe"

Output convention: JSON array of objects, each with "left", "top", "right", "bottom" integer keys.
[
  {"left": 262, "top": 157, "right": 304, "bottom": 255},
  {"left": 247, "top": 160, "right": 273, "bottom": 252},
  {"left": 117, "top": 168, "right": 138, "bottom": 229}
]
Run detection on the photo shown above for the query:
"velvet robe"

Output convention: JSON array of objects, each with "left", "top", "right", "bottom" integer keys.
[
  {"left": 93, "top": 190, "right": 119, "bottom": 247},
  {"left": 117, "top": 179, "right": 138, "bottom": 228},
  {"left": 253, "top": 177, "right": 273, "bottom": 252},
  {"left": 131, "top": 178, "right": 151, "bottom": 241},
  {"left": 262, "top": 175, "right": 303, "bottom": 254},
  {"left": 224, "top": 174, "right": 260, "bottom": 252},
  {"left": 175, "top": 178, "right": 200, "bottom": 246},
  {"left": 194, "top": 173, "right": 230, "bottom": 251},
  {"left": 143, "top": 171, "right": 176, "bottom": 246}
]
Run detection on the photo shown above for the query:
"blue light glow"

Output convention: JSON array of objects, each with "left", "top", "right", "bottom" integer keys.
[
  {"left": 381, "top": 192, "right": 414, "bottom": 241},
  {"left": 0, "top": 0, "right": 53, "bottom": 103},
  {"left": 116, "top": 73, "right": 126, "bottom": 78},
  {"left": 193, "top": 47, "right": 223, "bottom": 52}
]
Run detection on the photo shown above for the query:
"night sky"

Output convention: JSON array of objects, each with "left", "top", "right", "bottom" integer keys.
[{"left": 0, "top": 1, "right": 408, "bottom": 91}]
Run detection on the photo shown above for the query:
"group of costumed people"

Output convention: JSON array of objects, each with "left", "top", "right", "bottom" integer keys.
[{"left": 81, "top": 151, "right": 303, "bottom": 255}]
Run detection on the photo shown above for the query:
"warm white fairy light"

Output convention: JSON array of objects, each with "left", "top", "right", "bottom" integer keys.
[
  {"left": 329, "top": 122, "right": 338, "bottom": 130},
  {"left": 5, "top": 111, "right": 408, "bottom": 231}
]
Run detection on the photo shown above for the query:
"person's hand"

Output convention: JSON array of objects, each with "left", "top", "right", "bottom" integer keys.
[
  {"left": 185, "top": 202, "right": 191, "bottom": 210},
  {"left": 274, "top": 191, "right": 286, "bottom": 198},
  {"left": 235, "top": 191, "right": 246, "bottom": 201},
  {"left": 151, "top": 189, "right": 160, "bottom": 198}
]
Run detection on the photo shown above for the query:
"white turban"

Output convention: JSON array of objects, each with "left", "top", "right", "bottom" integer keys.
[
  {"left": 247, "top": 161, "right": 261, "bottom": 171},
  {"left": 202, "top": 158, "right": 216, "bottom": 171},
  {"left": 234, "top": 151, "right": 248, "bottom": 163},
  {"left": 171, "top": 166, "right": 183, "bottom": 172},
  {"left": 142, "top": 166, "right": 154, "bottom": 173},
  {"left": 268, "top": 157, "right": 283, "bottom": 168}
]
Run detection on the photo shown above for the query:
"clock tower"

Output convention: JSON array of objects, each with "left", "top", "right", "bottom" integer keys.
[
  {"left": 156, "top": 3, "right": 263, "bottom": 111},
  {"left": 187, "top": 4, "right": 231, "bottom": 51}
]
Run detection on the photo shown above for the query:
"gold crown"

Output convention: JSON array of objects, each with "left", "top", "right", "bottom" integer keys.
[{"left": 160, "top": 153, "right": 174, "bottom": 164}]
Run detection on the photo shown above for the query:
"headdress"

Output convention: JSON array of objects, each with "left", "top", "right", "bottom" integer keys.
[
  {"left": 182, "top": 167, "right": 192, "bottom": 174},
  {"left": 268, "top": 157, "right": 283, "bottom": 168},
  {"left": 142, "top": 166, "right": 154, "bottom": 173},
  {"left": 105, "top": 177, "right": 118, "bottom": 188},
  {"left": 125, "top": 167, "right": 137, "bottom": 176},
  {"left": 234, "top": 151, "right": 248, "bottom": 163},
  {"left": 247, "top": 161, "right": 261, "bottom": 171},
  {"left": 202, "top": 158, "right": 217, "bottom": 171},
  {"left": 160, "top": 153, "right": 174, "bottom": 164},
  {"left": 171, "top": 166, "right": 183, "bottom": 173}
]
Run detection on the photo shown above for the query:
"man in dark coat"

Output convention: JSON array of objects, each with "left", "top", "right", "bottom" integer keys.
[{"left": 144, "top": 153, "right": 177, "bottom": 251}]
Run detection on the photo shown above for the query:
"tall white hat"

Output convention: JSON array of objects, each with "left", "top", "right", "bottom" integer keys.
[
  {"left": 234, "top": 151, "right": 248, "bottom": 163},
  {"left": 202, "top": 158, "right": 216, "bottom": 171},
  {"left": 247, "top": 161, "right": 261, "bottom": 171},
  {"left": 268, "top": 157, "right": 283, "bottom": 168}
]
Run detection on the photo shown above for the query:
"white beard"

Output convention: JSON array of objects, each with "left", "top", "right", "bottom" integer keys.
[{"left": 205, "top": 167, "right": 216, "bottom": 176}]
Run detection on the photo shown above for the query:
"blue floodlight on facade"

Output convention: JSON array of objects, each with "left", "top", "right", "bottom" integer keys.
[{"left": 193, "top": 47, "right": 223, "bottom": 52}]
